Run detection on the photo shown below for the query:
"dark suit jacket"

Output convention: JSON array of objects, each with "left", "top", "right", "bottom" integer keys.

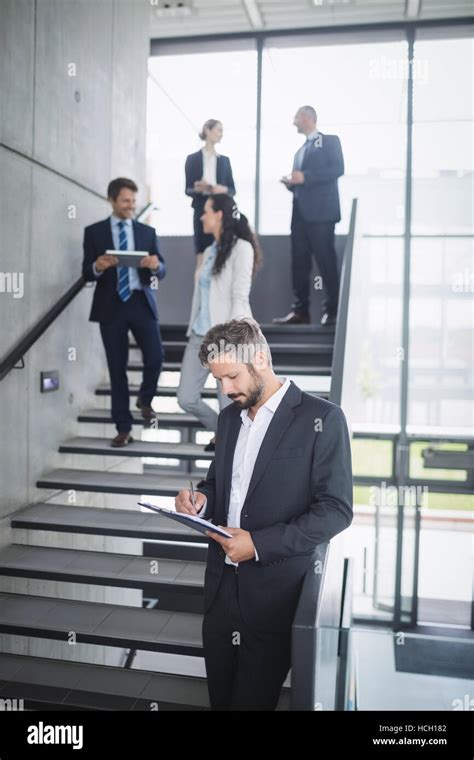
[
  {"left": 199, "top": 381, "right": 353, "bottom": 633},
  {"left": 185, "top": 151, "right": 236, "bottom": 210},
  {"left": 288, "top": 132, "right": 344, "bottom": 224},
  {"left": 82, "top": 218, "right": 166, "bottom": 323}
]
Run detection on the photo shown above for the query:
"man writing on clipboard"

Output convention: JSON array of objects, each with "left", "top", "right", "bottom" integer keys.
[{"left": 175, "top": 317, "right": 353, "bottom": 711}]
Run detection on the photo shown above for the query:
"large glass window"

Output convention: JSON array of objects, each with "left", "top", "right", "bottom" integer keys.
[
  {"left": 409, "top": 36, "right": 474, "bottom": 433},
  {"left": 259, "top": 37, "right": 408, "bottom": 236},
  {"left": 146, "top": 44, "right": 257, "bottom": 235}
]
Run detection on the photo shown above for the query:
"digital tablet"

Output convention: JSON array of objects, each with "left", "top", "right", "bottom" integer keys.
[{"left": 105, "top": 249, "right": 150, "bottom": 267}]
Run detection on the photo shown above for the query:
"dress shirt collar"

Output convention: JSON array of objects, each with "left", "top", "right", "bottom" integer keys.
[
  {"left": 240, "top": 376, "right": 291, "bottom": 427},
  {"left": 111, "top": 214, "right": 132, "bottom": 227},
  {"left": 304, "top": 129, "right": 319, "bottom": 143}
]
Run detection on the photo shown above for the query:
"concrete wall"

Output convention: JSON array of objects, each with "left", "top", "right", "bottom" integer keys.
[{"left": 0, "top": 0, "right": 150, "bottom": 663}]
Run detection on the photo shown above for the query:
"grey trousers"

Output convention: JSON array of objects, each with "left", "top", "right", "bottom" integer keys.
[{"left": 177, "top": 332, "right": 231, "bottom": 434}]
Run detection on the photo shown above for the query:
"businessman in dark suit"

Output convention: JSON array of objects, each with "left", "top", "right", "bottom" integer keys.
[
  {"left": 274, "top": 106, "right": 344, "bottom": 327},
  {"left": 175, "top": 318, "right": 353, "bottom": 710},
  {"left": 82, "top": 177, "right": 166, "bottom": 447}
]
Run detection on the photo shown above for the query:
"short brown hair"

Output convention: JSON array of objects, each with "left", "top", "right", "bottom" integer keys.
[
  {"left": 107, "top": 177, "right": 138, "bottom": 200},
  {"left": 198, "top": 318, "right": 272, "bottom": 369}
]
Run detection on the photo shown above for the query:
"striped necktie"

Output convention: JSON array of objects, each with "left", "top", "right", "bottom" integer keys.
[{"left": 117, "top": 221, "right": 131, "bottom": 302}]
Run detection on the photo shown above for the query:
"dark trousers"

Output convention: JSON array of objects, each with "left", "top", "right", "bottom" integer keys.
[
  {"left": 291, "top": 204, "right": 340, "bottom": 318},
  {"left": 99, "top": 291, "right": 163, "bottom": 433},
  {"left": 202, "top": 564, "right": 292, "bottom": 711}
]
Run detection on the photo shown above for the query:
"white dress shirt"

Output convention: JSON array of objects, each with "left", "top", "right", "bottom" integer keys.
[
  {"left": 212, "top": 376, "right": 291, "bottom": 566},
  {"left": 202, "top": 148, "right": 217, "bottom": 186}
]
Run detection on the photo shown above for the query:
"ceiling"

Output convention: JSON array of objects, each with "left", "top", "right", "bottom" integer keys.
[{"left": 149, "top": 0, "right": 473, "bottom": 39}]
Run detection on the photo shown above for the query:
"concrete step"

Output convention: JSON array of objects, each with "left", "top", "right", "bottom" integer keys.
[
  {"left": 0, "top": 544, "right": 205, "bottom": 600},
  {"left": 95, "top": 384, "right": 217, "bottom": 398},
  {"left": 158, "top": 322, "right": 335, "bottom": 346},
  {"left": 0, "top": 592, "right": 203, "bottom": 657},
  {"left": 59, "top": 437, "right": 213, "bottom": 460},
  {"left": 36, "top": 469, "right": 203, "bottom": 497},
  {"left": 12, "top": 503, "right": 208, "bottom": 545},
  {"left": 78, "top": 409, "right": 203, "bottom": 427},
  {"left": 95, "top": 385, "right": 330, "bottom": 400},
  {"left": 129, "top": 361, "right": 332, "bottom": 375},
  {"left": 0, "top": 651, "right": 210, "bottom": 710},
  {"left": 148, "top": 340, "right": 333, "bottom": 366},
  {"left": 0, "top": 651, "right": 290, "bottom": 710}
]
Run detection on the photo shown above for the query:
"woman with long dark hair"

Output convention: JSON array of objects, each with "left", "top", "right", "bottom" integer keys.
[
  {"left": 177, "top": 194, "right": 262, "bottom": 450},
  {"left": 185, "top": 119, "right": 235, "bottom": 268}
]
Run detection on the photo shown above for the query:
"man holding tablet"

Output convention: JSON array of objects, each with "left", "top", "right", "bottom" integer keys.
[
  {"left": 82, "top": 177, "right": 166, "bottom": 446},
  {"left": 175, "top": 317, "right": 353, "bottom": 710}
]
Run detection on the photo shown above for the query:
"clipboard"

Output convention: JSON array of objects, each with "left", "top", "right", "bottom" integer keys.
[
  {"left": 105, "top": 249, "right": 149, "bottom": 267},
  {"left": 138, "top": 501, "right": 233, "bottom": 538}
]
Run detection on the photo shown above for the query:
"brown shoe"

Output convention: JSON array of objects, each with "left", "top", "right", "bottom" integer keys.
[
  {"left": 136, "top": 397, "right": 157, "bottom": 420},
  {"left": 272, "top": 311, "right": 310, "bottom": 325},
  {"left": 111, "top": 432, "right": 134, "bottom": 448}
]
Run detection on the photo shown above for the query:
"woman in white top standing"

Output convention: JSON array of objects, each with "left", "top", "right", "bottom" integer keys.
[
  {"left": 177, "top": 194, "right": 262, "bottom": 451},
  {"left": 185, "top": 119, "right": 236, "bottom": 269}
]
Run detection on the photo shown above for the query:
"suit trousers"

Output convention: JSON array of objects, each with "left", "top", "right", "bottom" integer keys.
[
  {"left": 202, "top": 564, "right": 292, "bottom": 711},
  {"left": 291, "top": 203, "right": 340, "bottom": 318},
  {"left": 99, "top": 291, "right": 163, "bottom": 433}
]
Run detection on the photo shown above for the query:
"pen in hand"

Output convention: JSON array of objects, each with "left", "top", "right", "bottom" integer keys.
[{"left": 189, "top": 480, "right": 196, "bottom": 512}]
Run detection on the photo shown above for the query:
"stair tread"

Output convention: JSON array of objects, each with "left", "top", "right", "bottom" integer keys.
[
  {"left": 0, "top": 650, "right": 289, "bottom": 709},
  {"left": 0, "top": 592, "right": 203, "bottom": 652},
  {"left": 131, "top": 361, "right": 332, "bottom": 374},
  {"left": 151, "top": 341, "right": 332, "bottom": 353},
  {"left": 78, "top": 409, "right": 203, "bottom": 426},
  {"left": 59, "top": 437, "right": 214, "bottom": 459},
  {"left": 151, "top": 322, "right": 335, "bottom": 334},
  {"left": 0, "top": 544, "right": 205, "bottom": 589},
  {"left": 36, "top": 468, "right": 205, "bottom": 495},
  {"left": 0, "top": 651, "right": 210, "bottom": 709},
  {"left": 12, "top": 504, "right": 208, "bottom": 543},
  {"left": 95, "top": 384, "right": 217, "bottom": 397}
]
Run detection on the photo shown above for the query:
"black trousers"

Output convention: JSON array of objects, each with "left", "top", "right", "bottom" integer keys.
[
  {"left": 291, "top": 204, "right": 340, "bottom": 318},
  {"left": 202, "top": 564, "right": 292, "bottom": 711},
  {"left": 99, "top": 291, "right": 163, "bottom": 433}
]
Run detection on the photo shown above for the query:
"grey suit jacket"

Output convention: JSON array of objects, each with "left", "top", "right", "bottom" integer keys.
[{"left": 199, "top": 381, "right": 353, "bottom": 632}]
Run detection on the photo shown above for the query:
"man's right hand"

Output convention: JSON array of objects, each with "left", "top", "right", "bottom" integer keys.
[
  {"left": 175, "top": 489, "right": 207, "bottom": 516},
  {"left": 95, "top": 254, "right": 118, "bottom": 272}
]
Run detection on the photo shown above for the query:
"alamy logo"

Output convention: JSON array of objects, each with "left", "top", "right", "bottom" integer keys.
[
  {"left": 0, "top": 272, "right": 24, "bottom": 299},
  {"left": 0, "top": 698, "right": 24, "bottom": 710},
  {"left": 27, "top": 721, "right": 83, "bottom": 750}
]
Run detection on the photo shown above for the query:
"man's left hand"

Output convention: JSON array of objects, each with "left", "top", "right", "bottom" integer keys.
[
  {"left": 140, "top": 255, "right": 159, "bottom": 270},
  {"left": 206, "top": 527, "right": 256, "bottom": 563},
  {"left": 291, "top": 170, "right": 305, "bottom": 185}
]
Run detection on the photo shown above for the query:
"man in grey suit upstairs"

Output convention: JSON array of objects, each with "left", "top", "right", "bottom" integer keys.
[{"left": 175, "top": 317, "right": 353, "bottom": 710}]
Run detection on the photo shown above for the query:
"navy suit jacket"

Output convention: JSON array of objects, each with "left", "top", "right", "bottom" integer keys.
[
  {"left": 82, "top": 218, "right": 166, "bottom": 323},
  {"left": 199, "top": 381, "right": 353, "bottom": 633},
  {"left": 185, "top": 151, "right": 236, "bottom": 210},
  {"left": 288, "top": 132, "right": 344, "bottom": 224}
]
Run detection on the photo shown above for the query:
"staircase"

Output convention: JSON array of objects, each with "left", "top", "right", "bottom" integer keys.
[{"left": 0, "top": 322, "right": 334, "bottom": 710}]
